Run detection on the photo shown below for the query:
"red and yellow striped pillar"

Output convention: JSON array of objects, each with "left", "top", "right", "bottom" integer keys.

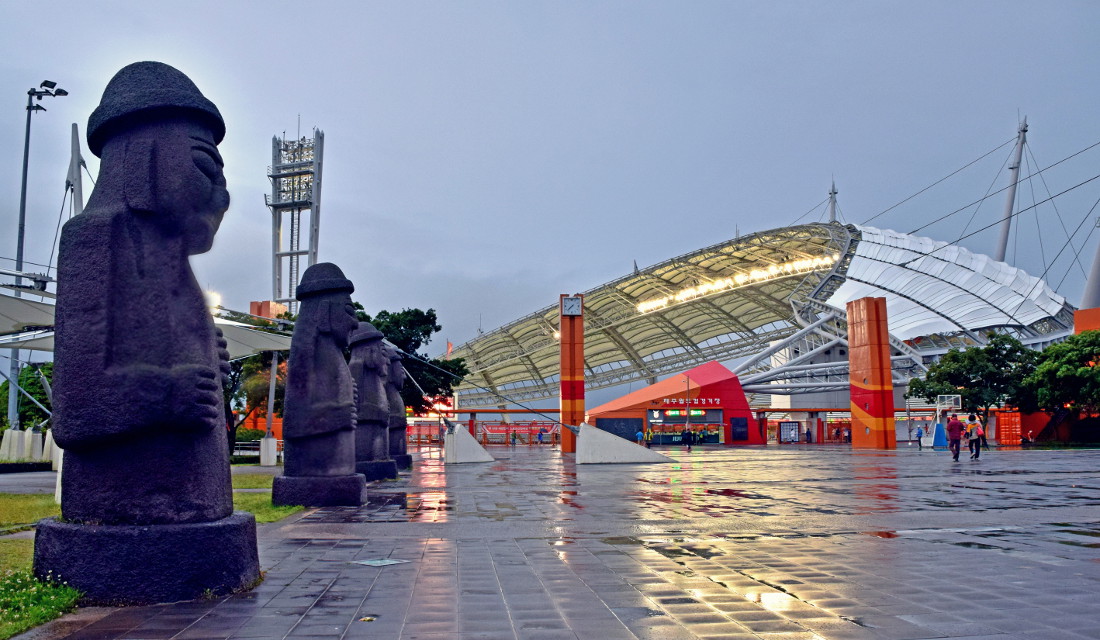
[
  {"left": 846, "top": 297, "right": 896, "bottom": 449},
  {"left": 559, "top": 294, "right": 584, "bottom": 453}
]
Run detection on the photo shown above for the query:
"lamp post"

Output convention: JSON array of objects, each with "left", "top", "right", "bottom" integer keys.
[{"left": 7, "top": 80, "right": 66, "bottom": 431}]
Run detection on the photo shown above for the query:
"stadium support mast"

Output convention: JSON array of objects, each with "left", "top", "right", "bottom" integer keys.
[
  {"left": 993, "top": 118, "right": 1027, "bottom": 263},
  {"left": 266, "top": 129, "right": 324, "bottom": 313},
  {"left": 828, "top": 181, "right": 837, "bottom": 223}
]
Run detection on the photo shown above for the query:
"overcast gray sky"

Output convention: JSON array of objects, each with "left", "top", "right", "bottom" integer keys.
[{"left": 4, "top": 0, "right": 1100, "bottom": 367}]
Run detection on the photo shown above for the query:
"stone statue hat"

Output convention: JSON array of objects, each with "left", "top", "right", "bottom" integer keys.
[
  {"left": 87, "top": 61, "right": 225, "bottom": 157},
  {"left": 296, "top": 263, "right": 355, "bottom": 300},
  {"left": 349, "top": 322, "right": 384, "bottom": 347}
]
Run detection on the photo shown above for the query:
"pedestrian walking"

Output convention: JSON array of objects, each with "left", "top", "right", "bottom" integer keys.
[
  {"left": 681, "top": 426, "right": 693, "bottom": 451},
  {"left": 915, "top": 425, "right": 924, "bottom": 450},
  {"left": 636, "top": 429, "right": 644, "bottom": 445},
  {"left": 644, "top": 429, "right": 653, "bottom": 448},
  {"left": 965, "top": 414, "right": 983, "bottom": 460},
  {"left": 946, "top": 413, "right": 965, "bottom": 461}
]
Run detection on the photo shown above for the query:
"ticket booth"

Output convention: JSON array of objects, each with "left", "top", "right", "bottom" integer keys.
[{"left": 586, "top": 361, "right": 763, "bottom": 445}]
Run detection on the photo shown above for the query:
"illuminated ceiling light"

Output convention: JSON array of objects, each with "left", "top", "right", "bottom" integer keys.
[{"left": 636, "top": 252, "right": 840, "bottom": 314}]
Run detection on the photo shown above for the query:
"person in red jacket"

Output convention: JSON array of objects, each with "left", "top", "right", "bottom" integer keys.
[{"left": 945, "top": 414, "right": 966, "bottom": 461}]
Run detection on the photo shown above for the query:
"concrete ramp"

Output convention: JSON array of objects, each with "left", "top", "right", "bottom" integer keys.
[
  {"left": 443, "top": 424, "right": 494, "bottom": 464},
  {"left": 575, "top": 422, "right": 672, "bottom": 464}
]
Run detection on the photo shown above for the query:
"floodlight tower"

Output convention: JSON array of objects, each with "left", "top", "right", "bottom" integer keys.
[{"left": 266, "top": 129, "right": 324, "bottom": 313}]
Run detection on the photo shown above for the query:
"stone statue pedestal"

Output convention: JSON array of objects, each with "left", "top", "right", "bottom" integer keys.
[
  {"left": 393, "top": 454, "right": 412, "bottom": 470},
  {"left": 356, "top": 459, "right": 398, "bottom": 481},
  {"left": 34, "top": 511, "right": 259, "bottom": 605},
  {"left": 272, "top": 474, "right": 366, "bottom": 507},
  {"left": 259, "top": 436, "right": 279, "bottom": 466}
]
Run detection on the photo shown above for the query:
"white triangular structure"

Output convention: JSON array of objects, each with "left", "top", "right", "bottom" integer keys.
[
  {"left": 443, "top": 424, "right": 494, "bottom": 464},
  {"left": 0, "top": 430, "right": 24, "bottom": 461},
  {"left": 575, "top": 423, "right": 672, "bottom": 464},
  {"left": 43, "top": 430, "right": 62, "bottom": 468},
  {"left": 21, "top": 431, "right": 43, "bottom": 461},
  {"left": 54, "top": 450, "right": 63, "bottom": 504}
]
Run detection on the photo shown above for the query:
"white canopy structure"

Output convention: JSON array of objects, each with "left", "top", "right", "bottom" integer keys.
[
  {"left": 0, "top": 294, "right": 291, "bottom": 360},
  {"left": 450, "top": 221, "right": 1075, "bottom": 407}
]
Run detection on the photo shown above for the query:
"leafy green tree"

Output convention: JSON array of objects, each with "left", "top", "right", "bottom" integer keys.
[
  {"left": 213, "top": 309, "right": 292, "bottom": 448},
  {"left": 353, "top": 304, "right": 469, "bottom": 414},
  {"left": 906, "top": 333, "right": 1038, "bottom": 420},
  {"left": 238, "top": 352, "right": 287, "bottom": 420},
  {"left": 0, "top": 362, "right": 53, "bottom": 430},
  {"left": 1023, "top": 330, "right": 1100, "bottom": 415}
]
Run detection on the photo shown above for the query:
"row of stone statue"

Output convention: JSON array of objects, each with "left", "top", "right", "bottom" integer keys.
[
  {"left": 273, "top": 262, "right": 412, "bottom": 507},
  {"left": 33, "top": 60, "right": 407, "bottom": 604}
]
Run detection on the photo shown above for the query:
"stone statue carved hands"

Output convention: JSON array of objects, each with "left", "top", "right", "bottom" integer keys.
[
  {"left": 215, "top": 328, "right": 231, "bottom": 379},
  {"left": 53, "top": 362, "right": 222, "bottom": 451}
]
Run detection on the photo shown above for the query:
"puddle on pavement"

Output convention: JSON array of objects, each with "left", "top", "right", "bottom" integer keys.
[
  {"left": 600, "top": 536, "right": 644, "bottom": 546},
  {"left": 952, "top": 541, "right": 1002, "bottom": 549}
]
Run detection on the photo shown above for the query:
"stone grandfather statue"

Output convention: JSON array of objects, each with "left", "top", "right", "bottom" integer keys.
[
  {"left": 34, "top": 61, "right": 259, "bottom": 604},
  {"left": 348, "top": 322, "right": 398, "bottom": 480},
  {"left": 272, "top": 263, "right": 366, "bottom": 506},
  {"left": 385, "top": 345, "right": 413, "bottom": 470}
]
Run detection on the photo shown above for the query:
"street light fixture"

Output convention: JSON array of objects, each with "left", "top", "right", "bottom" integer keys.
[{"left": 7, "top": 79, "right": 66, "bottom": 432}]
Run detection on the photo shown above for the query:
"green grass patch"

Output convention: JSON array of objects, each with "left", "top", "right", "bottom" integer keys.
[
  {"left": 0, "top": 539, "right": 33, "bottom": 574},
  {"left": 232, "top": 492, "right": 302, "bottom": 523},
  {"left": 231, "top": 474, "right": 275, "bottom": 490},
  {"left": 0, "top": 494, "right": 59, "bottom": 529},
  {"left": 0, "top": 570, "right": 81, "bottom": 640}
]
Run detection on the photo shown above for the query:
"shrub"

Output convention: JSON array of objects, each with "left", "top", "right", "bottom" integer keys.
[{"left": 0, "top": 570, "right": 81, "bottom": 640}]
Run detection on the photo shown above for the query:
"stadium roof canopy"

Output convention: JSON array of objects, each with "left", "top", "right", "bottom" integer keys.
[{"left": 451, "top": 222, "right": 1075, "bottom": 407}]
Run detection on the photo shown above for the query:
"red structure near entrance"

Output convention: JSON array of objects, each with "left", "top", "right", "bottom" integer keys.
[{"left": 586, "top": 361, "right": 762, "bottom": 445}]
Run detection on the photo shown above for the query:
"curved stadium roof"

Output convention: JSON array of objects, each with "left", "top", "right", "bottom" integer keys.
[{"left": 451, "top": 222, "right": 1074, "bottom": 407}]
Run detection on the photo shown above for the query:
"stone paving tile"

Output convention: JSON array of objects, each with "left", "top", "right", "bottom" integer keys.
[{"left": 17, "top": 445, "right": 1100, "bottom": 640}]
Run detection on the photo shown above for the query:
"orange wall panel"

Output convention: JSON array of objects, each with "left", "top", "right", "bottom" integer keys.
[{"left": 1074, "top": 308, "right": 1100, "bottom": 334}]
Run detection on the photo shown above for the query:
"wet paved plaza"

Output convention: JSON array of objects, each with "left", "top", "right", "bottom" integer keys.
[{"left": 24, "top": 445, "right": 1100, "bottom": 639}]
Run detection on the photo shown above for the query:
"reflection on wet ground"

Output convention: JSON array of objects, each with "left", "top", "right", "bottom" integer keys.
[{"left": 56, "top": 445, "right": 1100, "bottom": 639}]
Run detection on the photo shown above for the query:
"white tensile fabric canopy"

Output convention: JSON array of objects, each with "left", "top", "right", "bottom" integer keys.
[{"left": 0, "top": 293, "right": 290, "bottom": 360}]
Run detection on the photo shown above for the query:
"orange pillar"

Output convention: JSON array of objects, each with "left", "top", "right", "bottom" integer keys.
[
  {"left": 847, "top": 297, "right": 896, "bottom": 449},
  {"left": 559, "top": 294, "right": 584, "bottom": 453}
]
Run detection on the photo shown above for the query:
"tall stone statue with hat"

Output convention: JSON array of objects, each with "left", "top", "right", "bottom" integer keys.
[
  {"left": 272, "top": 262, "right": 366, "bottom": 506},
  {"left": 348, "top": 322, "right": 398, "bottom": 480},
  {"left": 385, "top": 346, "right": 413, "bottom": 470},
  {"left": 34, "top": 61, "right": 259, "bottom": 604}
]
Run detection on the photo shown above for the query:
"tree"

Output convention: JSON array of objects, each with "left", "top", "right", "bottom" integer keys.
[
  {"left": 213, "top": 309, "right": 292, "bottom": 448},
  {"left": 0, "top": 362, "right": 53, "bottom": 430},
  {"left": 353, "top": 304, "right": 469, "bottom": 414},
  {"left": 1023, "top": 330, "right": 1100, "bottom": 415},
  {"left": 906, "top": 333, "right": 1038, "bottom": 420}
]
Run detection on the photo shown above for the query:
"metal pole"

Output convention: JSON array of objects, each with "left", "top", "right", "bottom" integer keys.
[
  {"left": 7, "top": 92, "right": 36, "bottom": 431},
  {"left": 993, "top": 119, "right": 1028, "bottom": 263},
  {"left": 1081, "top": 218, "right": 1100, "bottom": 309},
  {"left": 683, "top": 375, "right": 690, "bottom": 432},
  {"left": 828, "top": 181, "right": 837, "bottom": 223},
  {"left": 69, "top": 123, "right": 83, "bottom": 215}
]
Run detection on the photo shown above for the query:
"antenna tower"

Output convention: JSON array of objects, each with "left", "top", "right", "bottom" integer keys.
[{"left": 266, "top": 128, "right": 324, "bottom": 313}]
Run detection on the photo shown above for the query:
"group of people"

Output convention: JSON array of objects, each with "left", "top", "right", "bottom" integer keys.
[
  {"left": 634, "top": 427, "right": 701, "bottom": 450},
  {"left": 944, "top": 413, "right": 988, "bottom": 461}
]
